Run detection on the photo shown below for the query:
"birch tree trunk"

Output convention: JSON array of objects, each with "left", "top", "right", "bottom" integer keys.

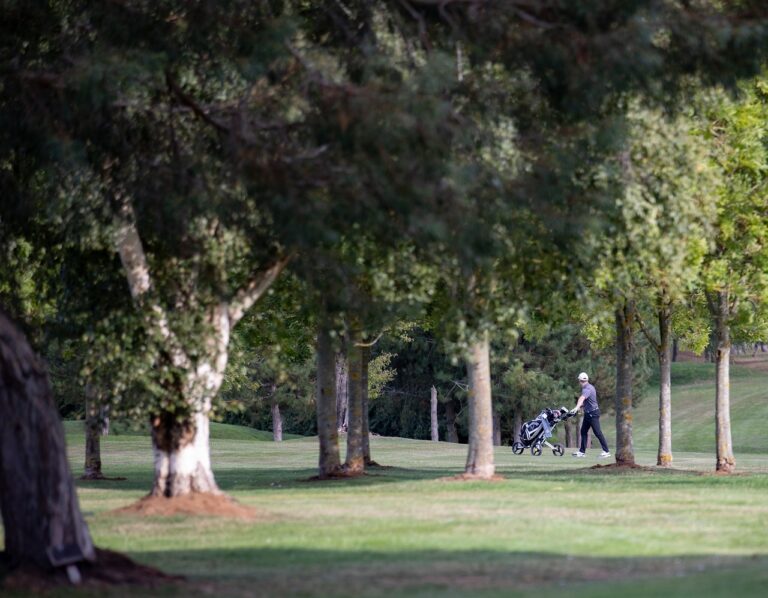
[
  {"left": 345, "top": 333, "right": 365, "bottom": 474},
  {"left": 464, "top": 333, "right": 495, "bottom": 478},
  {"left": 430, "top": 385, "right": 439, "bottom": 441},
  {"left": 714, "top": 290, "right": 735, "bottom": 473},
  {"left": 445, "top": 400, "right": 459, "bottom": 443},
  {"left": 615, "top": 300, "right": 635, "bottom": 465},
  {"left": 335, "top": 350, "right": 349, "bottom": 431},
  {"left": 657, "top": 299, "right": 673, "bottom": 467},
  {"left": 316, "top": 324, "right": 342, "bottom": 476},
  {"left": 82, "top": 383, "right": 104, "bottom": 480},
  {"left": 0, "top": 312, "right": 95, "bottom": 570}
]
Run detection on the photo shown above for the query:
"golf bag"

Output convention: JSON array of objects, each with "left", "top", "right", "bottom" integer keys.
[{"left": 511, "top": 407, "right": 576, "bottom": 457}]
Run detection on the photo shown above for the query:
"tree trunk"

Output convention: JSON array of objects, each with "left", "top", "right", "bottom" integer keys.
[
  {"left": 445, "top": 400, "right": 459, "bottom": 443},
  {"left": 564, "top": 417, "right": 576, "bottom": 448},
  {"left": 316, "top": 324, "right": 342, "bottom": 477},
  {"left": 150, "top": 405, "right": 220, "bottom": 497},
  {"left": 672, "top": 338, "right": 679, "bottom": 362},
  {"left": 361, "top": 346, "right": 374, "bottom": 466},
  {"left": 657, "top": 299, "right": 673, "bottom": 467},
  {"left": 271, "top": 395, "right": 283, "bottom": 442},
  {"left": 713, "top": 290, "right": 735, "bottom": 473},
  {"left": 0, "top": 311, "right": 96, "bottom": 571},
  {"left": 513, "top": 411, "right": 522, "bottom": 444},
  {"left": 615, "top": 300, "right": 635, "bottom": 465},
  {"left": 335, "top": 349, "right": 349, "bottom": 432},
  {"left": 82, "top": 383, "right": 104, "bottom": 480},
  {"left": 430, "top": 385, "right": 439, "bottom": 441},
  {"left": 492, "top": 412, "right": 501, "bottom": 446},
  {"left": 464, "top": 333, "right": 495, "bottom": 478},
  {"left": 345, "top": 333, "right": 365, "bottom": 474}
]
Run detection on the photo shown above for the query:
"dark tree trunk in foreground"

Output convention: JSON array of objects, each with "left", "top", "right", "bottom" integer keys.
[
  {"left": 712, "top": 290, "right": 735, "bottom": 473},
  {"left": 345, "top": 333, "right": 364, "bottom": 474},
  {"left": 0, "top": 312, "right": 96, "bottom": 572},
  {"left": 464, "top": 333, "right": 495, "bottom": 478},
  {"left": 83, "top": 383, "right": 104, "bottom": 479},
  {"left": 657, "top": 298, "right": 673, "bottom": 467},
  {"left": 316, "top": 325, "right": 342, "bottom": 476},
  {"left": 446, "top": 400, "right": 459, "bottom": 443},
  {"left": 615, "top": 300, "right": 635, "bottom": 465},
  {"left": 430, "top": 385, "right": 439, "bottom": 441}
]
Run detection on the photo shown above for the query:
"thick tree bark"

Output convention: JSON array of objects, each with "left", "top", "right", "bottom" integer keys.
[
  {"left": 464, "top": 333, "right": 495, "bottom": 478},
  {"left": 345, "top": 333, "right": 365, "bottom": 473},
  {"left": 713, "top": 290, "right": 735, "bottom": 473},
  {"left": 615, "top": 300, "right": 635, "bottom": 465},
  {"left": 0, "top": 312, "right": 96, "bottom": 571},
  {"left": 657, "top": 299, "right": 673, "bottom": 467},
  {"left": 335, "top": 350, "right": 349, "bottom": 431},
  {"left": 513, "top": 411, "right": 522, "bottom": 444},
  {"left": 316, "top": 324, "right": 342, "bottom": 476},
  {"left": 430, "top": 385, "right": 439, "bottom": 441},
  {"left": 83, "top": 383, "right": 104, "bottom": 480},
  {"left": 445, "top": 400, "right": 459, "bottom": 443},
  {"left": 271, "top": 395, "right": 283, "bottom": 442}
]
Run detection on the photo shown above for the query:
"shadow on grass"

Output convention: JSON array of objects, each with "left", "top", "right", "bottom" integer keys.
[{"left": 115, "top": 548, "right": 768, "bottom": 598}]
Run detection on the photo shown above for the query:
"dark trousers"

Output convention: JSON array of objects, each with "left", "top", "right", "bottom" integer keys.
[{"left": 580, "top": 410, "right": 609, "bottom": 453}]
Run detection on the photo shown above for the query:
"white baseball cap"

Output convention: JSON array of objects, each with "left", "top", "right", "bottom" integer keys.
[{"left": 577, "top": 372, "right": 589, "bottom": 381}]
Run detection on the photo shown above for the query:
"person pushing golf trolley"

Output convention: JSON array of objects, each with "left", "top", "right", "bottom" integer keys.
[
  {"left": 571, "top": 372, "right": 611, "bottom": 459},
  {"left": 510, "top": 371, "right": 611, "bottom": 458}
]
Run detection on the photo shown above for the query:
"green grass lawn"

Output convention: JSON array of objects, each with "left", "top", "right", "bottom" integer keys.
[{"left": 4, "top": 362, "right": 768, "bottom": 597}]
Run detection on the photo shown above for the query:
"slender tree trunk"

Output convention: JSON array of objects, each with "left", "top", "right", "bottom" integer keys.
[
  {"left": 361, "top": 346, "right": 374, "bottom": 466},
  {"left": 513, "top": 411, "right": 522, "bottom": 444},
  {"left": 464, "top": 333, "right": 495, "bottom": 478},
  {"left": 316, "top": 324, "right": 342, "bottom": 477},
  {"left": 713, "top": 290, "right": 735, "bottom": 473},
  {"left": 430, "top": 385, "right": 439, "bottom": 441},
  {"left": 335, "top": 349, "right": 349, "bottom": 432},
  {"left": 672, "top": 338, "right": 679, "bottom": 362},
  {"left": 492, "top": 412, "right": 501, "bottom": 446},
  {"left": 345, "top": 332, "right": 365, "bottom": 474},
  {"left": 99, "top": 404, "right": 110, "bottom": 436},
  {"left": 82, "top": 383, "right": 104, "bottom": 480},
  {"left": 271, "top": 389, "right": 283, "bottom": 442},
  {"left": 657, "top": 299, "right": 673, "bottom": 467},
  {"left": 445, "top": 400, "right": 459, "bottom": 443},
  {"left": 564, "top": 417, "right": 576, "bottom": 448},
  {"left": 0, "top": 312, "right": 96, "bottom": 571},
  {"left": 615, "top": 300, "right": 635, "bottom": 465}
]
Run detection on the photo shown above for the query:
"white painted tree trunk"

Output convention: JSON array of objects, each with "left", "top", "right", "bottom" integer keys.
[
  {"left": 271, "top": 400, "right": 283, "bottom": 442},
  {"left": 464, "top": 333, "right": 495, "bottom": 478},
  {"left": 657, "top": 299, "right": 673, "bottom": 467},
  {"left": 336, "top": 350, "right": 349, "bottom": 431},
  {"left": 430, "top": 385, "right": 439, "bottom": 442}
]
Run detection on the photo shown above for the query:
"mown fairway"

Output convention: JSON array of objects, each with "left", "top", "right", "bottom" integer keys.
[{"left": 6, "top": 363, "right": 768, "bottom": 597}]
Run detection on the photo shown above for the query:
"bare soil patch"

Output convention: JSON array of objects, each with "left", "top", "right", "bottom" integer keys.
[
  {"left": 1, "top": 548, "right": 180, "bottom": 592},
  {"left": 112, "top": 492, "right": 261, "bottom": 520},
  {"left": 589, "top": 462, "right": 655, "bottom": 473},
  {"left": 79, "top": 474, "right": 127, "bottom": 481}
]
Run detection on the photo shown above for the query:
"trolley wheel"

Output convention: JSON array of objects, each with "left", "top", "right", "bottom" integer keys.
[
  {"left": 512, "top": 441, "right": 525, "bottom": 455},
  {"left": 531, "top": 444, "right": 543, "bottom": 456},
  {"left": 553, "top": 443, "right": 564, "bottom": 457}
]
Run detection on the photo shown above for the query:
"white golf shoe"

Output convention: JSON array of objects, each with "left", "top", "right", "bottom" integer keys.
[
  {"left": 599, "top": 451, "right": 611, "bottom": 458},
  {"left": 572, "top": 451, "right": 585, "bottom": 458}
]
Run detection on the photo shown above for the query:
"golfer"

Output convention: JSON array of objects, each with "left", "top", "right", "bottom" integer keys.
[{"left": 571, "top": 372, "right": 611, "bottom": 458}]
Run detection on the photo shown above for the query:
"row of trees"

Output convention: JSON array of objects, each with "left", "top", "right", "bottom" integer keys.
[{"left": 3, "top": 0, "right": 768, "bottom": 576}]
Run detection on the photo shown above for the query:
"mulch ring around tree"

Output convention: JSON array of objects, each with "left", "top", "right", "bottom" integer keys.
[
  {"left": 112, "top": 492, "right": 262, "bottom": 520},
  {"left": 1, "top": 548, "right": 181, "bottom": 592}
]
